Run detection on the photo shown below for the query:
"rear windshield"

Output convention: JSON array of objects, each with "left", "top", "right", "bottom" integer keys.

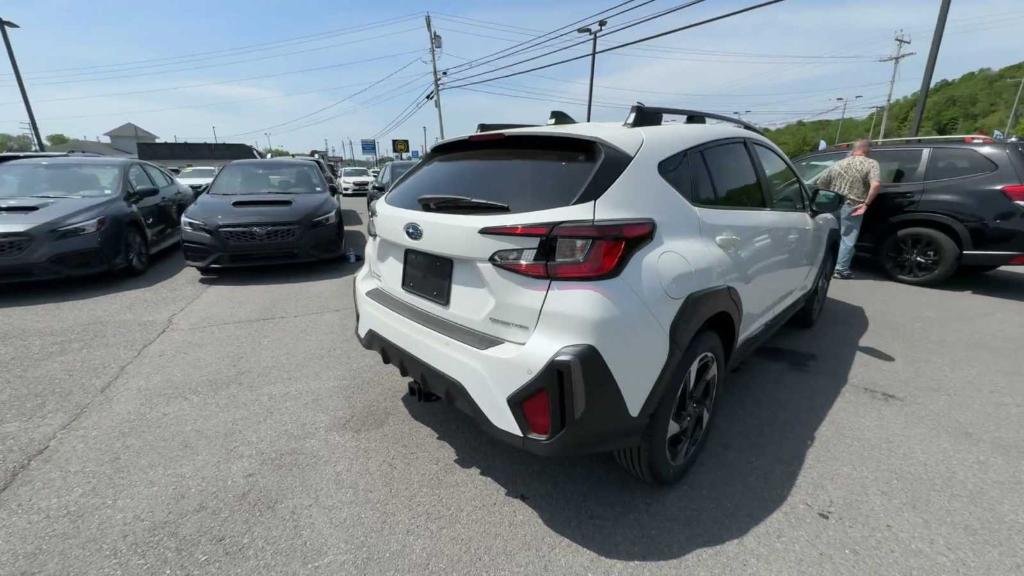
[
  {"left": 208, "top": 163, "right": 325, "bottom": 195},
  {"left": 343, "top": 168, "right": 370, "bottom": 178},
  {"left": 180, "top": 167, "right": 216, "bottom": 178},
  {"left": 386, "top": 138, "right": 600, "bottom": 214}
]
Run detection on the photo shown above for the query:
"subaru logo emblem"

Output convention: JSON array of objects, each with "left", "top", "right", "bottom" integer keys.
[
  {"left": 250, "top": 226, "right": 270, "bottom": 235},
  {"left": 405, "top": 223, "right": 423, "bottom": 241}
]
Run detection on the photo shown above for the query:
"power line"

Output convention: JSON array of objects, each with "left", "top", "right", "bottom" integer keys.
[
  {"left": 444, "top": 0, "right": 787, "bottom": 90},
  {"left": 0, "top": 26, "right": 423, "bottom": 88},
  {"left": 444, "top": 0, "right": 709, "bottom": 84},
  {"left": 220, "top": 59, "right": 425, "bottom": 138},
  {"left": 0, "top": 13, "right": 425, "bottom": 80},
  {"left": 0, "top": 49, "right": 424, "bottom": 107},
  {"left": 372, "top": 90, "right": 433, "bottom": 140}
]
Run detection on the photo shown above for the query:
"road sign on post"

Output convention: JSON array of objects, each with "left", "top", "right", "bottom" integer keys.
[
  {"left": 410, "top": 150, "right": 420, "bottom": 159},
  {"left": 360, "top": 139, "right": 376, "bottom": 156},
  {"left": 392, "top": 139, "right": 410, "bottom": 154}
]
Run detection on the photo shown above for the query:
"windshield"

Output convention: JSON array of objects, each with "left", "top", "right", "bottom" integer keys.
[
  {"left": 208, "top": 163, "right": 324, "bottom": 195},
  {"left": 0, "top": 163, "right": 122, "bottom": 198},
  {"left": 343, "top": 168, "right": 370, "bottom": 177},
  {"left": 180, "top": 167, "right": 217, "bottom": 178},
  {"left": 794, "top": 153, "right": 844, "bottom": 182}
]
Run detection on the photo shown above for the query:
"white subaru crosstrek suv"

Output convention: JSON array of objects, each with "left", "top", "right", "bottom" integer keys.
[{"left": 354, "top": 106, "right": 842, "bottom": 484}]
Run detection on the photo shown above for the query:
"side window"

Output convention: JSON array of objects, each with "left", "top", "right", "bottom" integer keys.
[
  {"left": 691, "top": 153, "right": 717, "bottom": 204},
  {"left": 925, "top": 148, "right": 998, "bottom": 181},
  {"left": 872, "top": 149, "right": 923, "bottom": 183},
  {"left": 753, "top": 144, "right": 805, "bottom": 211},
  {"left": 142, "top": 164, "right": 172, "bottom": 187},
  {"left": 127, "top": 164, "right": 153, "bottom": 191},
  {"left": 701, "top": 142, "right": 766, "bottom": 209},
  {"left": 657, "top": 150, "right": 689, "bottom": 199}
]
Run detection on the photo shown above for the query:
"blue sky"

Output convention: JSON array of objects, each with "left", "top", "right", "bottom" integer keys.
[{"left": 0, "top": 0, "right": 1021, "bottom": 154}]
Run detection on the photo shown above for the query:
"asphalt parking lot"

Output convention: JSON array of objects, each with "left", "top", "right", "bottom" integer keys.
[{"left": 1, "top": 196, "right": 1022, "bottom": 575}]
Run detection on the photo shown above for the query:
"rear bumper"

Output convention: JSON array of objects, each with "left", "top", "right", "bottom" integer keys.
[
  {"left": 181, "top": 225, "right": 343, "bottom": 268},
  {"left": 357, "top": 327, "right": 643, "bottom": 457},
  {"left": 960, "top": 251, "right": 1024, "bottom": 266}
]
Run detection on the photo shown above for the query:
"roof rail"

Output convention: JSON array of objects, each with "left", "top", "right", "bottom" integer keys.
[
  {"left": 838, "top": 134, "right": 995, "bottom": 147},
  {"left": 624, "top": 104, "right": 764, "bottom": 136}
]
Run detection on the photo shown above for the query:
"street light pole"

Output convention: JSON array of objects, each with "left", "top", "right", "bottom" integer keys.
[
  {"left": 733, "top": 110, "right": 751, "bottom": 122},
  {"left": 0, "top": 18, "right": 43, "bottom": 151},
  {"left": 577, "top": 19, "right": 607, "bottom": 122},
  {"left": 868, "top": 105, "right": 885, "bottom": 140},
  {"left": 834, "top": 95, "right": 862, "bottom": 145},
  {"left": 425, "top": 14, "right": 445, "bottom": 139},
  {"left": 1005, "top": 78, "right": 1024, "bottom": 137},
  {"left": 264, "top": 132, "right": 272, "bottom": 153}
]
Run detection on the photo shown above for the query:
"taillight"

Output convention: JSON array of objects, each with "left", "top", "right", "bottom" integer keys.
[
  {"left": 481, "top": 219, "right": 655, "bottom": 280},
  {"left": 1002, "top": 185, "right": 1024, "bottom": 205},
  {"left": 521, "top": 389, "right": 551, "bottom": 436}
]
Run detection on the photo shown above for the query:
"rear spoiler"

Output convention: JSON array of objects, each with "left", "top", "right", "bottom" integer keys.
[{"left": 476, "top": 123, "right": 538, "bottom": 133}]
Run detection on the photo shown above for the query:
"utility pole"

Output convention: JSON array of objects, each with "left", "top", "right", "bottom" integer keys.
[
  {"left": 577, "top": 19, "right": 607, "bottom": 122},
  {"left": 1005, "top": 78, "right": 1024, "bottom": 137},
  {"left": 422, "top": 125, "right": 427, "bottom": 155},
  {"left": 212, "top": 126, "right": 218, "bottom": 144},
  {"left": 264, "top": 132, "right": 272, "bottom": 153},
  {"left": 909, "top": 0, "right": 951, "bottom": 137},
  {"left": 425, "top": 14, "right": 445, "bottom": 139},
  {"left": 348, "top": 138, "right": 355, "bottom": 161},
  {"left": 0, "top": 18, "right": 43, "bottom": 151},
  {"left": 868, "top": 105, "right": 885, "bottom": 140},
  {"left": 324, "top": 138, "right": 329, "bottom": 158},
  {"left": 834, "top": 96, "right": 862, "bottom": 144},
  {"left": 878, "top": 30, "right": 915, "bottom": 140}
]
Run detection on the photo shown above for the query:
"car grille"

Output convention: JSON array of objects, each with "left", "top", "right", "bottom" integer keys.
[
  {"left": 0, "top": 234, "right": 31, "bottom": 258},
  {"left": 220, "top": 225, "right": 298, "bottom": 244},
  {"left": 353, "top": 181, "right": 369, "bottom": 187}
]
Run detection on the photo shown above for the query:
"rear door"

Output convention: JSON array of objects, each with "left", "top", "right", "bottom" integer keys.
[
  {"left": 142, "top": 163, "right": 182, "bottom": 239},
  {"left": 369, "top": 135, "right": 623, "bottom": 343},
  {"left": 860, "top": 147, "right": 926, "bottom": 247},
  {"left": 692, "top": 140, "right": 797, "bottom": 338}
]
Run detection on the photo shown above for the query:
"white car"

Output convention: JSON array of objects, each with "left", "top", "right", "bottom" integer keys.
[
  {"left": 354, "top": 106, "right": 841, "bottom": 484},
  {"left": 176, "top": 166, "right": 218, "bottom": 193},
  {"left": 338, "top": 167, "right": 374, "bottom": 196}
]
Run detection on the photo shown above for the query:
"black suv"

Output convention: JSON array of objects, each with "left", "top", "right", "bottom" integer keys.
[{"left": 794, "top": 136, "right": 1024, "bottom": 285}]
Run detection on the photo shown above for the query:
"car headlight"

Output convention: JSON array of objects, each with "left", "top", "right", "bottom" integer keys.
[
  {"left": 181, "top": 215, "right": 208, "bottom": 233},
  {"left": 312, "top": 210, "right": 338, "bottom": 227},
  {"left": 55, "top": 216, "right": 106, "bottom": 238}
]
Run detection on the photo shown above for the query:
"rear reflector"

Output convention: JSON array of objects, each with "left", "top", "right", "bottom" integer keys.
[
  {"left": 481, "top": 219, "right": 655, "bottom": 281},
  {"left": 1001, "top": 185, "right": 1024, "bottom": 204},
  {"left": 521, "top": 389, "right": 551, "bottom": 436},
  {"left": 1009, "top": 255, "right": 1024, "bottom": 265}
]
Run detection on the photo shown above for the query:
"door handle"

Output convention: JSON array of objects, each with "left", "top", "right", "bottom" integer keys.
[{"left": 715, "top": 234, "right": 740, "bottom": 251}]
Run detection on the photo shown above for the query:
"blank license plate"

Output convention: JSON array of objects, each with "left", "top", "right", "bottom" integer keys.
[{"left": 402, "top": 249, "right": 452, "bottom": 306}]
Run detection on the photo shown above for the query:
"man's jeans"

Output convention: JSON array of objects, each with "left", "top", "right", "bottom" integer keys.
[{"left": 836, "top": 203, "right": 864, "bottom": 273}]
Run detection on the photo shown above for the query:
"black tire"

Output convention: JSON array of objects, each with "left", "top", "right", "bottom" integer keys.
[
  {"left": 880, "top": 227, "right": 959, "bottom": 286},
  {"left": 120, "top": 226, "right": 149, "bottom": 276},
  {"left": 197, "top": 266, "right": 215, "bottom": 276},
  {"left": 793, "top": 248, "right": 835, "bottom": 328},
  {"left": 614, "top": 330, "right": 724, "bottom": 485}
]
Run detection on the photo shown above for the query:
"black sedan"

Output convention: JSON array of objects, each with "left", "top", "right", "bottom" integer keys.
[
  {"left": 180, "top": 159, "right": 343, "bottom": 272},
  {"left": 0, "top": 157, "right": 192, "bottom": 283}
]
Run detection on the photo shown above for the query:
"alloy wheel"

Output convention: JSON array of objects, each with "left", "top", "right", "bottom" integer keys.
[
  {"left": 126, "top": 230, "right": 148, "bottom": 271},
  {"left": 666, "top": 351, "right": 718, "bottom": 465},
  {"left": 886, "top": 234, "right": 940, "bottom": 279}
]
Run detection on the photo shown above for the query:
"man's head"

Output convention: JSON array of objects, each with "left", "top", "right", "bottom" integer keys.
[{"left": 851, "top": 139, "right": 872, "bottom": 157}]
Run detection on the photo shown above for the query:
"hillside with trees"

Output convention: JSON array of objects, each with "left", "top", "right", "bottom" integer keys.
[{"left": 766, "top": 61, "right": 1024, "bottom": 157}]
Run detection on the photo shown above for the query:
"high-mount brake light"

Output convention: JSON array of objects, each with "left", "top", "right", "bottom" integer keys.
[
  {"left": 467, "top": 133, "right": 507, "bottom": 142},
  {"left": 480, "top": 219, "right": 655, "bottom": 280}
]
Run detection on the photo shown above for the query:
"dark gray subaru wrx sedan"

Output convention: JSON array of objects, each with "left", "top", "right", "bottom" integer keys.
[{"left": 180, "top": 159, "right": 344, "bottom": 272}]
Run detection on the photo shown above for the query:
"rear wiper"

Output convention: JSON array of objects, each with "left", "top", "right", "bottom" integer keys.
[{"left": 417, "top": 195, "right": 509, "bottom": 212}]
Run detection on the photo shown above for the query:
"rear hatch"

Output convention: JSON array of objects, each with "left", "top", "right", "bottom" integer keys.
[{"left": 368, "top": 133, "right": 634, "bottom": 343}]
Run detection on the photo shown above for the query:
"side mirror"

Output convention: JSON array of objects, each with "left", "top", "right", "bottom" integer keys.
[
  {"left": 134, "top": 185, "right": 160, "bottom": 199},
  {"left": 810, "top": 188, "right": 844, "bottom": 214},
  {"left": 371, "top": 183, "right": 386, "bottom": 192},
  {"left": 329, "top": 183, "right": 339, "bottom": 195}
]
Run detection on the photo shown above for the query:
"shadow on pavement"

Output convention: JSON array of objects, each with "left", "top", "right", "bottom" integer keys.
[
  {"left": 0, "top": 248, "right": 185, "bottom": 309},
  {"left": 403, "top": 298, "right": 871, "bottom": 561},
  {"left": 198, "top": 230, "right": 366, "bottom": 286},
  {"left": 342, "top": 208, "right": 363, "bottom": 227},
  {"left": 939, "top": 268, "right": 1024, "bottom": 303}
]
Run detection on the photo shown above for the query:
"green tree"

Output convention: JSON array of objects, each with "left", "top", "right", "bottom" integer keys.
[
  {"left": 45, "top": 133, "right": 70, "bottom": 146},
  {"left": 261, "top": 147, "right": 292, "bottom": 157},
  {"left": 0, "top": 133, "right": 35, "bottom": 152}
]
